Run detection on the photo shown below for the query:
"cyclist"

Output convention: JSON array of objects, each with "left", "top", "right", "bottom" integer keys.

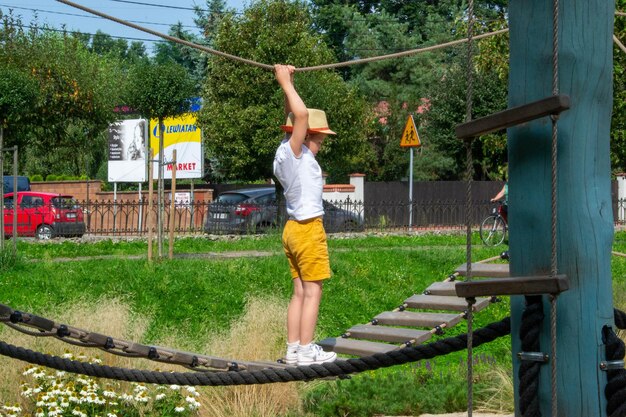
[{"left": 491, "top": 182, "right": 508, "bottom": 223}]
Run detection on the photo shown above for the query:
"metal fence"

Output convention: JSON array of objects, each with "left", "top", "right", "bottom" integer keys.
[
  {"left": 8, "top": 197, "right": 626, "bottom": 239},
  {"left": 77, "top": 198, "right": 496, "bottom": 236}
]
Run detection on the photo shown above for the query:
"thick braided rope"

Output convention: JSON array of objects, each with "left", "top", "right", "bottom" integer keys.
[
  {"left": 54, "top": 0, "right": 508, "bottom": 72},
  {"left": 615, "top": 308, "right": 626, "bottom": 329},
  {"left": 603, "top": 325, "right": 626, "bottom": 417},
  {"left": 519, "top": 296, "right": 544, "bottom": 417},
  {"left": 0, "top": 318, "right": 510, "bottom": 386}
]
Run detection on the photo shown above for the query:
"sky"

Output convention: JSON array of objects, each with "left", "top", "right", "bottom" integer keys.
[{"left": 0, "top": 0, "right": 248, "bottom": 53}]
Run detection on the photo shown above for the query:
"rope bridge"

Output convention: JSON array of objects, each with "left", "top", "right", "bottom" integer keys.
[
  {"left": 1, "top": 257, "right": 624, "bottom": 394},
  {"left": 0, "top": 258, "right": 513, "bottom": 385}
]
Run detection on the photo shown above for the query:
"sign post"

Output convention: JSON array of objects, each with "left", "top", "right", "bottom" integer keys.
[{"left": 400, "top": 114, "right": 421, "bottom": 227}]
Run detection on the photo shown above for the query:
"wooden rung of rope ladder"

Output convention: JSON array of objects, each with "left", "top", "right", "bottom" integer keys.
[
  {"left": 424, "top": 281, "right": 457, "bottom": 296},
  {"left": 455, "top": 94, "right": 571, "bottom": 140},
  {"left": 404, "top": 294, "right": 491, "bottom": 311},
  {"left": 318, "top": 338, "right": 400, "bottom": 356},
  {"left": 455, "top": 262, "right": 510, "bottom": 278},
  {"left": 455, "top": 274, "right": 569, "bottom": 298},
  {"left": 345, "top": 325, "right": 433, "bottom": 344},
  {"left": 374, "top": 311, "right": 463, "bottom": 328}
]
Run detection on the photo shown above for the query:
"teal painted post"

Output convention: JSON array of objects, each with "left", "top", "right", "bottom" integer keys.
[{"left": 508, "top": 1, "right": 615, "bottom": 416}]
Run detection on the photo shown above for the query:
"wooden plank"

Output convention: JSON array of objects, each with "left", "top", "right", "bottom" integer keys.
[
  {"left": 404, "top": 294, "right": 490, "bottom": 311},
  {"left": 455, "top": 274, "right": 569, "bottom": 297},
  {"left": 318, "top": 337, "right": 398, "bottom": 356},
  {"left": 374, "top": 311, "right": 462, "bottom": 328},
  {"left": 455, "top": 94, "right": 570, "bottom": 140},
  {"left": 424, "top": 281, "right": 457, "bottom": 296},
  {"left": 346, "top": 325, "right": 433, "bottom": 344},
  {"left": 455, "top": 263, "right": 510, "bottom": 278}
]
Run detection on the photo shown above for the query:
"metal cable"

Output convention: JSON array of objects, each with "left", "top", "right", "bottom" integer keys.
[
  {"left": 54, "top": 0, "right": 508, "bottom": 72},
  {"left": 549, "top": 0, "right": 560, "bottom": 414},
  {"left": 464, "top": 1, "right": 476, "bottom": 414}
]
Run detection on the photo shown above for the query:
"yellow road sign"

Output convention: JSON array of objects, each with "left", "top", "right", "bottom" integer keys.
[{"left": 400, "top": 115, "right": 421, "bottom": 148}]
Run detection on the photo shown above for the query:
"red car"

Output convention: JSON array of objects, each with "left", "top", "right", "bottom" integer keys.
[{"left": 3, "top": 191, "right": 86, "bottom": 239}]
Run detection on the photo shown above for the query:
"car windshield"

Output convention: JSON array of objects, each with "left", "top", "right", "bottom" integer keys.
[
  {"left": 215, "top": 193, "right": 248, "bottom": 204},
  {"left": 52, "top": 197, "right": 78, "bottom": 209}
]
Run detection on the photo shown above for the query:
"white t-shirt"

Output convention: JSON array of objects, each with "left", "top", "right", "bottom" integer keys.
[{"left": 273, "top": 138, "right": 324, "bottom": 221}]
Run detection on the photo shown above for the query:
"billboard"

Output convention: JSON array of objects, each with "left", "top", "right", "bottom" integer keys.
[
  {"left": 107, "top": 119, "right": 148, "bottom": 182},
  {"left": 149, "top": 113, "right": 203, "bottom": 180}
]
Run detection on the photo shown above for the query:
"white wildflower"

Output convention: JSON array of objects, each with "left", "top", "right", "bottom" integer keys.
[
  {"left": 169, "top": 384, "right": 181, "bottom": 391},
  {"left": 155, "top": 393, "right": 166, "bottom": 401},
  {"left": 22, "top": 366, "right": 37, "bottom": 376},
  {"left": 120, "top": 393, "right": 134, "bottom": 402},
  {"left": 102, "top": 390, "right": 117, "bottom": 398},
  {"left": 134, "top": 393, "right": 149, "bottom": 403},
  {"left": 133, "top": 383, "right": 148, "bottom": 393},
  {"left": 71, "top": 408, "right": 87, "bottom": 417},
  {"left": 174, "top": 406, "right": 186, "bottom": 413}
]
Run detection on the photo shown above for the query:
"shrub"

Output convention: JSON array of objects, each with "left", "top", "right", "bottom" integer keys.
[{"left": 29, "top": 175, "right": 43, "bottom": 182}]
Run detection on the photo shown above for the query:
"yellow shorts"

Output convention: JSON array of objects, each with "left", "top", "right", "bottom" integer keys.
[{"left": 282, "top": 217, "right": 331, "bottom": 282}]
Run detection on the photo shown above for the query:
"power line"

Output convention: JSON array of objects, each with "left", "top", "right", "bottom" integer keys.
[
  {"left": 105, "top": 0, "right": 235, "bottom": 13},
  {"left": 12, "top": 22, "right": 165, "bottom": 43},
  {"left": 0, "top": 3, "right": 198, "bottom": 29}
]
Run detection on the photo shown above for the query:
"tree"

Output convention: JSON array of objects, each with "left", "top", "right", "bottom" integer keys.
[
  {"left": 421, "top": 61, "right": 508, "bottom": 180},
  {"left": 125, "top": 60, "right": 197, "bottom": 258},
  {"left": 0, "top": 65, "right": 39, "bottom": 131},
  {"left": 198, "top": 0, "right": 373, "bottom": 183},
  {"left": 611, "top": 0, "right": 626, "bottom": 174},
  {"left": 0, "top": 14, "right": 125, "bottom": 178},
  {"left": 154, "top": 23, "right": 206, "bottom": 90}
]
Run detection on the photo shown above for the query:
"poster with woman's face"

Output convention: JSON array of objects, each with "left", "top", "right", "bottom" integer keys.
[{"left": 107, "top": 119, "right": 148, "bottom": 182}]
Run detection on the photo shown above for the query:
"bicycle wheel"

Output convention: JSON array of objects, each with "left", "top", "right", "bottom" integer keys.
[{"left": 480, "top": 215, "right": 506, "bottom": 246}]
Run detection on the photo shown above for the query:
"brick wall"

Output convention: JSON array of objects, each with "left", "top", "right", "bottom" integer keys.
[{"left": 30, "top": 181, "right": 213, "bottom": 203}]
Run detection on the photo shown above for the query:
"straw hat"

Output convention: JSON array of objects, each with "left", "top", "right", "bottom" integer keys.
[{"left": 281, "top": 108, "right": 336, "bottom": 135}]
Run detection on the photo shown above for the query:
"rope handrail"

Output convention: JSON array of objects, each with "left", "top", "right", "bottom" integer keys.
[
  {"left": 54, "top": 0, "right": 507, "bottom": 72},
  {"left": 53, "top": 1, "right": 626, "bottom": 71},
  {"left": 615, "top": 35, "right": 626, "bottom": 55},
  {"left": 2, "top": 309, "right": 625, "bottom": 386},
  {"left": 0, "top": 317, "right": 511, "bottom": 386}
]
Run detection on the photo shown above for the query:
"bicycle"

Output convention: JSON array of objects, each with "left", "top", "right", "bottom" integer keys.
[{"left": 479, "top": 201, "right": 508, "bottom": 246}]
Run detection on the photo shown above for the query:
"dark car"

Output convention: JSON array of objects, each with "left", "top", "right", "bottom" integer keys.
[
  {"left": 323, "top": 200, "right": 364, "bottom": 233},
  {"left": 204, "top": 187, "right": 363, "bottom": 234},
  {"left": 204, "top": 187, "right": 278, "bottom": 234},
  {"left": 3, "top": 191, "right": 86, "bottom": 239}
]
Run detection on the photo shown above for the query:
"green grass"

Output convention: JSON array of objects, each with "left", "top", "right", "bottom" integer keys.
[{"left": 2, "top": 231, "right": 625, "bottom": 416}]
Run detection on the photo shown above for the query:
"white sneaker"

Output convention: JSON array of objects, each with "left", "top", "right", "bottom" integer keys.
[
  {"left": 297, "top": 343, "right": 337, "bottom": 366},
  {"left": 284, "top": 344, "right": 299, "bottom": 365}
]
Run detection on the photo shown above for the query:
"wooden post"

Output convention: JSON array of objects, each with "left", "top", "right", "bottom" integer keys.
[
  {"left": 168, "top": 150, "right": 176, "bottom": 260},
  {"left": 508, "top": 1, "right": 614, "bottom": 415},
  {"left": 147, "top": 148, "right": 154, "bottom": 262},
  {"left": 157, "top": 118, "right": 164, "bottom": 259}
]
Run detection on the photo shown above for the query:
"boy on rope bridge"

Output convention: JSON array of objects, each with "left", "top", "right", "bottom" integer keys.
[{"left": 272, "top": 64, "right": 337, "bottom": 366}]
